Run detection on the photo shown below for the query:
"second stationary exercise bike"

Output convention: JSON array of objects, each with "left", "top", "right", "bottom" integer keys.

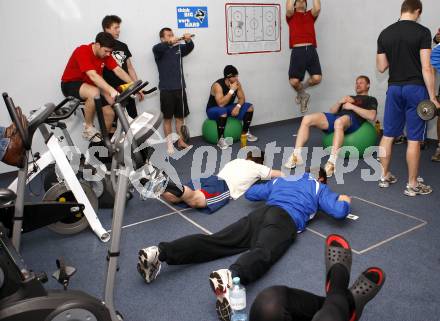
[{"left": 3, "top": 94, "right": 109, "bottom": 248}]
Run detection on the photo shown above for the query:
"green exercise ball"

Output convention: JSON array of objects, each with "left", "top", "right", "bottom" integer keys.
[
  {"left": 322, "top": 121, "right": 378, "bottom": 158},
  {"left": 202, "top": 117, "right": 243, "bottom": 144}
]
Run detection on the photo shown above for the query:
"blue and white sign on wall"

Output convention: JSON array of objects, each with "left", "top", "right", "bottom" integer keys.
[{"left": 177, "top": 6, "right": 208, "bottom": 28}]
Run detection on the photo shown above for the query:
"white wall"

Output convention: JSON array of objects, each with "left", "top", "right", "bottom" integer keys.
[{"left": 1, "top": 0, "right": 439, "bottom": 173}]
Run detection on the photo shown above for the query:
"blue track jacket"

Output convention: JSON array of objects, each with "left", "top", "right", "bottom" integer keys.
[{"left": 245, "top": 173, "right": 351, "bottom": 232}]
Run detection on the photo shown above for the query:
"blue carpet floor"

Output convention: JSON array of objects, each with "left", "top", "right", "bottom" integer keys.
[{"left": 2, "top": 118, "right": 440, "bottom": 321}]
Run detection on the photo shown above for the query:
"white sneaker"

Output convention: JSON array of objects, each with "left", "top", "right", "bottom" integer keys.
[
  {"left": 378, "top": 173, "right": 397, "bottom": 188},
  {"left": 209, "top": 269, "right": 232, "bottom": 321},
  {"left": 246, "top": 132, "right": 258, "bottom": 142},
  {"left": 217, "top": 138, "right": 230, "bottom": 150},
  {"left": 137, "top": 246, "right": 161, "bottom": 283},
  {"left": 82, "top": 125, "right": 102, "bottom": 143},
  {"left": 404, "top": 182, "right": 433, "bottom": 197}
]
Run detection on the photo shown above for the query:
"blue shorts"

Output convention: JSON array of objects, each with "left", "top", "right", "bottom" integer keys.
[
  {"left": 383, "top": 85, "right": 428, "bottom": 141},
  {"left": 206, "top": 102, "right": 253, "bottom": 121},
  {"left": 323, "top": 113, "right": 361, "bottom": 134},
  {"left": 187, "top": 175, "right": 230, "bottom": 214}
]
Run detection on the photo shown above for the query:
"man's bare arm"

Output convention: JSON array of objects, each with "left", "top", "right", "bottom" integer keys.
[
  {"left": 376, "top": 53, "right": 389, "bottom": 73},
  {"left": 311, "top": 0, "right": 321, "bottom": 17},
  {"left": 286, "top": 0, "right": 295, "bottom": 18}
]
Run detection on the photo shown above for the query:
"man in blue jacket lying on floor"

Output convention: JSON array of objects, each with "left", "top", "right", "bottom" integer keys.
[{"left": 137, "top": 167, "right": 351, "bottom": 321}]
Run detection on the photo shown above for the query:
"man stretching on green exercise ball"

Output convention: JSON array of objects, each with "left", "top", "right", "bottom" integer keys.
[{"left": 284, "top": 75, "right": 378, "bottom": 177}]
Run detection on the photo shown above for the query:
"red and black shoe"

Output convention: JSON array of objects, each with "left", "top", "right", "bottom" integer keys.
[
  {"left": 349, "top": 267, "right": 386, "bottom": 321},
  {"left": 325, "top": 234, "right": 352, "bottom": 294}
]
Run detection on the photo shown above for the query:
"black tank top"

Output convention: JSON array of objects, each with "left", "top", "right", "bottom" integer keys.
[{"left": 206, "top": 78, "right": 237, "bottom": 109}]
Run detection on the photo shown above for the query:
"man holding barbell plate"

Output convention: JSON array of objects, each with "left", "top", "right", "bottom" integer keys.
[{"left": 376, "top": 0, "right": 439, "bottom": 197}]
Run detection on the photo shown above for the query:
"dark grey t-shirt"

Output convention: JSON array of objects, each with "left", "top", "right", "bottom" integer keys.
[
  {"left": 377, "top": 20, "right": 431, "bottom": 86},
  {"left": 336, "top": 95, "right": 378, "bottom": 124}
]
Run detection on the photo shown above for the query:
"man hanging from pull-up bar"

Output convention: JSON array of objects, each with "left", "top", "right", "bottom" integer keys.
[{"left": 286, "top": 0, "right": 322, "bottom": 113}]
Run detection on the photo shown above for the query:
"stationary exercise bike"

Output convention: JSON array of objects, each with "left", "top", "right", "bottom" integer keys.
[
  {"left": 79, "top": 84, "right": 159, "bottom": 209},
  {"left": 0, "top": 98, "right": 113, "bottom": 320},
  {"left": 3, "top": 94, "right": 109, "bottom": 246},
  {"left": 0, "top": 82, "right": 164, "bottom": 321},
  {"left": 95, "top": 80, "right": 168, "bottom": 320}
]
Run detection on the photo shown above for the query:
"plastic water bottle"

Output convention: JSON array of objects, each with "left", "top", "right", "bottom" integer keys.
[{"left": 230, "top": 277, "right": 247, "bottom": 321}]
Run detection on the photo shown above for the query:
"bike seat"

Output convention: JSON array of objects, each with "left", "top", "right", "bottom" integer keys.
[{"left": 0, "top": 188, "right": 16, "bottom": 205}]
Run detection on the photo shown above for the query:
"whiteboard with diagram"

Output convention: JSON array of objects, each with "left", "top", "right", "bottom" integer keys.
[{"left": 225, "top": 3, "right": 281, "bottom": 55}]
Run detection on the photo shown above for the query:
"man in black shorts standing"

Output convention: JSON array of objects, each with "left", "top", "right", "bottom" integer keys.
[
  {"left": 376, "top": 0, "right": 440, "bottom": 196},
  {"left": 102, "top": 15, "right": 144, "bottom": 119},
  {"left": 153, "top": 28, "right": 194, "bottom": 154}
]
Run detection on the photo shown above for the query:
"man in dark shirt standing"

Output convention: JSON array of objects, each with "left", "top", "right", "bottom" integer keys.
[
  {"left": 102, "top": 15, "right": 144, "bottom": 119},
  {"left": 431, "top": 29, "right": 440, "bottom": 162},
  {"left": 376, "top": 0, "right": 440, "bottom": 196},
  {"left": 153, "top": 28, "right": 194, "bottom": 154}
]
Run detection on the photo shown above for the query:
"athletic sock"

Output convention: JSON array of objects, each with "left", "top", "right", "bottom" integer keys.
[
  {"left": 217, "top": 117, "right": 227, "bottom": 138},
  {"left": 242, "top": 111, "right": 253, "bottom": 133},
  {"left": 329, "top": 154, "right": 337, "bottom": 164}
]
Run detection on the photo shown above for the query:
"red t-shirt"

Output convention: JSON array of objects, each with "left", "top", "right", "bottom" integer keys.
[
  {"left": 286, "top": 10, "right": 317, "bottom": 48},
  {"left": 61, "top": 43, "right": 118, "bottom": 84}
]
